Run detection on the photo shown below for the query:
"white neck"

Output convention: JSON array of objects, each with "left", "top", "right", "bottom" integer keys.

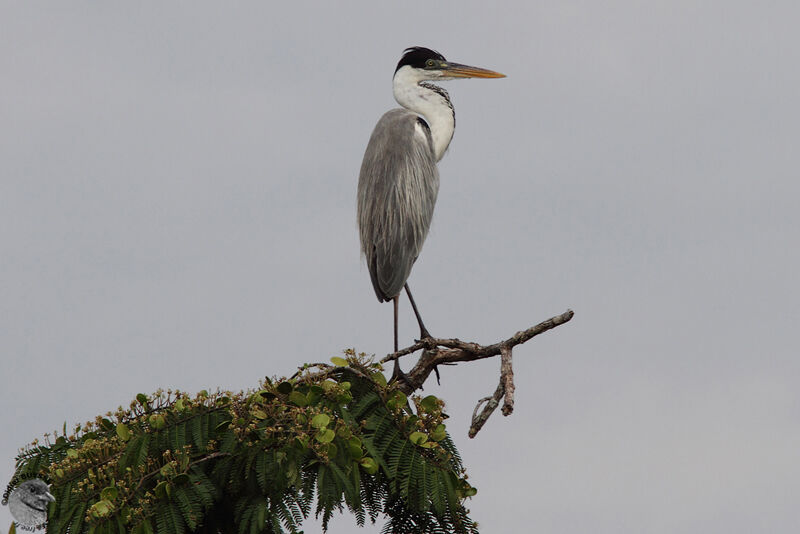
[{"left": 392, "top": 66, "right": 455, "bottom": 162}]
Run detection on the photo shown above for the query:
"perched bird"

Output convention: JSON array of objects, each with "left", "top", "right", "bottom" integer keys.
[
  {"left": 5, "top": 478, "right": 55, "bottom": 530},
  {"left": 357, "top": 46, "right": 505, "bottom": 381}
]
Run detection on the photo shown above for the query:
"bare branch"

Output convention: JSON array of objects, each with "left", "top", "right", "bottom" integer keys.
[
  {"left": 467, "top": 345, "right": 518, "bottom": 438},
  {"left": 380, "top": 309, "right": 574, "bottom": 436},
  {"left": 468, "top": 382, "right": 504, "bottom": 438},
  {"left": 390, "top": 309, "right": 573, "bottom": 394},
  {"left": 383, "top": 340, "right": 427, "bottom": 361},
  {"left": 500, "top": 346, "right": 515, "bottom": 416},
  {"left": 471, "top": 396, "right": 494, "bottom": 423}
]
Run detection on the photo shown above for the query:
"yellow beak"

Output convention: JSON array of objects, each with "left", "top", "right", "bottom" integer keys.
[{"left": 442, "top": 62, "right": 506, "bottom": 79}]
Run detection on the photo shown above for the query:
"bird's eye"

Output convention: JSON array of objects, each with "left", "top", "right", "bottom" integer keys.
[
  {"left": 29, "top": 487, "right": 36, "bottom": 493},
  {"left": 425, "top": 59, "right": 436, "bottom": 68}
]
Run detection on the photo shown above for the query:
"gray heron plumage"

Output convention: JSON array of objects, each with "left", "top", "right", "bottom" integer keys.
[{"left": 357, "top": 47, "right": 504, "bottom": 381}]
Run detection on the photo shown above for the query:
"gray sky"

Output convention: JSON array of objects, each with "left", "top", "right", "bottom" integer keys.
[{"left": 2, "top": 2, "right": 799, "bottom": 532}]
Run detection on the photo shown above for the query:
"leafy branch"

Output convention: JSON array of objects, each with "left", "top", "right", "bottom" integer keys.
[{"left": 6, "top": 354, "right": 479, "bottom": 534}]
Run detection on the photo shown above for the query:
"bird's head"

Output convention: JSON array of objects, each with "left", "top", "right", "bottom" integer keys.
[
  {"left": 15, "top": 479, "right": 55, "bottom": 510},
  {"left": 394, "top": 46, "right": 505, "bottom": 82}
]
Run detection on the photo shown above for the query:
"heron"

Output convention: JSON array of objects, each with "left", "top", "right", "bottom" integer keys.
[{"left": 357, "top": 46, "right": 505, "bottom": 382}]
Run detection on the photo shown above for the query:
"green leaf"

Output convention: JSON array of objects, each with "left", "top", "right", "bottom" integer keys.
[
  {"left": 326, "top": 442, "right": 338, "bottom": 459},
  {"left": 277, "top": 381, "right": 293, "bottom": 395},
  {"left": 420, "top": 395, "right": 440, "bottom": 412},
  {"left": 100, "top": 418, "right": 114, "bottom": 431},
  {"left": 289, "top": 390, "right": 308, "bottom": 406},
  {"left": 174, "top": 398, "right": 185, "bottom": 411},
  {"left": 372, "top": 372, "right": 387, "bottom": 387},
  {"left": 135, "top": 393, "right": 148, "bottom": 405},
  {"left": 430, "top": 424, "right": 447, "bottom": 442},
  {"left": 315, "top": 428, "right": 335, "bottom": 443},
  {"left": 154, "top": 481, "right": 168, "bottom": 499},
  {"left": 286, "top": 461, "right": 300, "bottom": 486},
  {"left": 258, "top": 389, "right": 276, "bottom": 400},
  {"left": 306, "top": 389, "right": 322, "bottom": 406},
  {"left": 100, "top": 485, "right": 118, "bottom": 501},
  {"left": 9, "top": 521, "right": 16, "bottom": 534},
  {"left": 252, "top": 408, "right": 268, "bottom": 420},
  {"left": 330, "top": 356, "right": 348, "bottom": 367},
  {"left": 360, "top": 457, "right": 378, "bottom": 475},
  {"left": 348, "top": 437, "right": 363, "bottom": 459},
  {"left": 311, "top": 414, "right": 331, "bottom": 429},
  {"left": 173, "top": 473, "right": 189, "bottom": 486},
  {"left": 66, "top": 449, "right": 78, "bottom": 458},
  {"left": 179, "top": 452, "right": 189, "bottom": 471},
  {"left": 387, "top": 391, "right": 407, "bottom": 411},
  {"left": 409, "top": 431, "right": 428, "bottom": 445},
  {"left": 149, "top": 414, "right": 166, "bottom": 429},
  {"left": 116, "top": 423, "right": 131, "bottom": 442},
  {"left": 89, "top": 499, "right": 114, "bottom": 518}
]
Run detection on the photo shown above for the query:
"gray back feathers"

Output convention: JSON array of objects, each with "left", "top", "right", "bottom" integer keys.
[{"left": 357, "top": 109, "right": 439, "bottom": 302}]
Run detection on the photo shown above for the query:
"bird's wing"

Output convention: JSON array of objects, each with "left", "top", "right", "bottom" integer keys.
[{"left": 358, "top": 109, "right": 439, "bottom": 302}]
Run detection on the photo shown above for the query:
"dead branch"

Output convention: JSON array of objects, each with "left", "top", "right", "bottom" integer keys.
[
  {"left": 500, "top": 345, "right": 514, "bottom": 416},
  {"left": 466, "top": 346, "right": 516, "bottom": 437},
  {"left": 381, "top": 309, "right": 574, "bottom": 436},
  {"left": 468, "top": 385, "right": 504, "bottom": 438}
]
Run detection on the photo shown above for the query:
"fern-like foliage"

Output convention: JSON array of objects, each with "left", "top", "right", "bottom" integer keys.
[{"left": 5, "top": 352, "right": 479, "bottom": 534}]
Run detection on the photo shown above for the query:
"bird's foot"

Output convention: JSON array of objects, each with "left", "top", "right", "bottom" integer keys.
[
  {"left": 415, "top": 328, "right": 437, "bottom": 350},
  {"left": 419, "top": 339, "right": 438, "bottom": 352},
  {"left": 419, "top": 326, "right": 433, "bottom": 340},
  {"left": 389, "top": 360, "right": 410, "bottom": 387},
  {"left": 389, "top": 368, "right": 409, "bottom": 386}
]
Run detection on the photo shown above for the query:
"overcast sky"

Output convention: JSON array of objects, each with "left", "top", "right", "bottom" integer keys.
[{"left": 2, "top": 2, "right": 799, "bottom": 532}]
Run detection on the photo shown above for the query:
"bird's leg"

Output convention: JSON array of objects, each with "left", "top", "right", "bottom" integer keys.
[
  {"left": 404, "top": 283, "right": 432, "bottom": 340},
  {"left": 404, "top": 283, "right": 443, "bottom": 384},
  {"left": 390, "top": 295, "right": 409, "bottom": 384},
  {"left": 394, "top": 294, "right": 399, "bottom": 353}
]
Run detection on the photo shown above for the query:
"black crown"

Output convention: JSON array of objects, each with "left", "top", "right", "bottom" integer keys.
[{"left": 395, "top": 46, "right": 446, "bottom": 73}]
